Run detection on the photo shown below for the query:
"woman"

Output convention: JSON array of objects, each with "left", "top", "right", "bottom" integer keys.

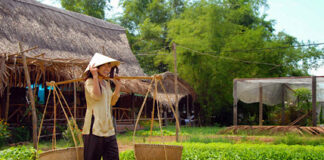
[{"left": 82, "top": 53, "right": 121, "bottom": 160}]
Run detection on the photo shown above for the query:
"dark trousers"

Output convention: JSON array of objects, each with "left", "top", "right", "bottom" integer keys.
[{"left": 83, "top": 116, "right": 119, "bottom": 160}]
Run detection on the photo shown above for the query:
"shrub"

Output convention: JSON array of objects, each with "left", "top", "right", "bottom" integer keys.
[
  {"left": 0, "top": 119, "right": 10, "bottom": 147},
  {"left": 62, "top": 119, "right": 82, "bottom": 146},
  {"left": 294, "top": 88, "right": 312, "bottom": 111},
  {"left": 139, "top": 120, "right": 160, "bottom": 129},
  {"left": 0, "top": 146, "right": 37, "bottom": 160},
  {"left": 137, "top": 130, "right": 175, "bottom": 136},
  {"left": 10, "top": 125, "right": 31, "bottom": 143}
]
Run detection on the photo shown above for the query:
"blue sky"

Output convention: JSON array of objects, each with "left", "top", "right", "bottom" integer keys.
[
  {"left": 262, "top": 0, "right": 324, "bottom": 75},
  {"left": 41, "top": 0, "right": 324, "bottom": 75}
]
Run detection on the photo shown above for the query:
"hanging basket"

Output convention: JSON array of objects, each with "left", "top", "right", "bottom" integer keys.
[
  {"left": 134, "top": 144, "right": 183, "bottom": 160},
  {"left": 39, "top": 147, "right": 84, "bottom": 160}
]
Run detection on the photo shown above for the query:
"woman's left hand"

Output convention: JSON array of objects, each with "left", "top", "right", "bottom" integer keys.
[{"left": 112, "top": 74, "right": 121, "bottom": 89}]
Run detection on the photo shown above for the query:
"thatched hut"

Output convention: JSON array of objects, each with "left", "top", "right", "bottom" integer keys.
[
  {"left": 0, "top": 0, "right": 145, "bottom": 121},
  {"left": 0, "top": 0, "right": 197, "bottom": 136}
]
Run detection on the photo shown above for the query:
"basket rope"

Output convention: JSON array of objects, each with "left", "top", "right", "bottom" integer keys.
[
  {"left": 36, "top": 83, "right": 81, "bottom": 160},
  {"left": 133, "top": 76, "right": 182, "bottom": 160}
]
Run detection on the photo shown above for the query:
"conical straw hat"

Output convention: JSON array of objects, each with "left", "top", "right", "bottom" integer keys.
[{"left": 84, "top": 53, "right": 120, "bottom": 73}]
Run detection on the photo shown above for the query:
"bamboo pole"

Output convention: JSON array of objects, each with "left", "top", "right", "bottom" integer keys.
[
  {"left": 19, "top": 43, "right": 38, "bottom": 149},
  {"left": 173, "top": 42, "right": 180, "bottom": 142},
  {"left": 53, "top": 88, "right": 80, "bottom": 160},
  {"left": 133, "top": 78, "right": 155, "bottom": 143},
  {"left": 149, "top": 78, "right": 157, "bottom": 142},
  {"left": 46, "top": 76, "right": 162, "bottom": 86}
]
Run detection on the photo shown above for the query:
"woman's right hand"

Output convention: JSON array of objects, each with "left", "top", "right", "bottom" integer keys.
[{"left": 89, "top": 63, "right": 98, "bottom": 78}]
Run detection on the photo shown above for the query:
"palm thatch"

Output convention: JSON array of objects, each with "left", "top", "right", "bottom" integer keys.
[
  {"left": 156, "top": 72, "right": 196, "bottom": 105},
  {"left": 0, "top": 0, "right": 145, "bottom": 94},
  {"left": 0, "top": 0, "right": 145, "bottom": 76},
  {"left": 0, "top": 0, "right": 196, "bottom": 105},
  {"left": 0, "top": 56, "right": 10, "bottom": 96}
]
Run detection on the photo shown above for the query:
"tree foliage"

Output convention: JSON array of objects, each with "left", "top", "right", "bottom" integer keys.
[
  {"left": 61, "top": 0, "right": 111, "bottom": 19},
  {"left": 61, "top": 0, "right": 324, "bottom": 125},
  {"left": 163, "top": 0, "right": 324, "bottom": 124},
  {"left": 119, "top": 0, "right": 185, "bottom": 74}
]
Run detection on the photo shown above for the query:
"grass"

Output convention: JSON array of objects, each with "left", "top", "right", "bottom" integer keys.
[
  {"left": 118, "top": 125, "right": 223, "bottom": 138},
  {"left": 117, "top": 125, "right": 223, "bottom": 144},
  {"left": 117, "top": 125, "right": 324, "bottom": 146},
  {"left": 273, "top": 134, "right": 324, "bottom": 146}
]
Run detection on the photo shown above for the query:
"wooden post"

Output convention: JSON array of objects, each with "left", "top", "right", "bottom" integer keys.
[
  {"left": 233, "top": 80, "right": 238, "bottom": 126},
  {"left": 312, "top": 76, "right": 317, "bottom": 126},
  {"left": 259, "top": 84, "right": 263, "bottom": 126},
  {"left": 73, "top": 82, "right": 77, "bottom": 119},
  {"left": 19, "top": 43, "right": 38, "bottom": 149},
  {"left": 192, "top": 98, "right": 195, "bottom": 126},
  {"left": 281, "top": 84, "right": 285, "bottom": 125},
  {"left": 5, "top": 77, "right": 10, "bottom": 122},
  {"left": 131, "top": 93, "right": 135, "bottom": 125},
  {"left": 164, "top": 110, "right": 168, "bottom": 126},
  {"left": 173, "top": 42, "right": 179, "bottom": 142},
  {"left": 144, "top": 102, "right": 147, "bottom": 118},
  {"left": 186, "top": 95, "right": 190, "bottom": 126}
]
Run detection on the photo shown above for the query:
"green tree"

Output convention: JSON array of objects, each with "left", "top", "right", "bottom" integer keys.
[
  {"left": 61, "top": 0, "right": 111, "bottom": 19},
  {"left": 119, "top": 0, "right": 185, "bottom": 74},
  {"left": 165, "top": 0, "right": 324, "bottom": 124}
]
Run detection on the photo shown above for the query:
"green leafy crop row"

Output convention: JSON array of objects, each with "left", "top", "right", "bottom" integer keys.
[
  {"left": 0, "top": 146, "right": 37, "bottom": 160},
  {"left": 120, "top": 142, "right": 324, "bottom": 160}
]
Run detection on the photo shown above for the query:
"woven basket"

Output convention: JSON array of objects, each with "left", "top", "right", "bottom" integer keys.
[
  {"left": 39, "top": 147, "right": 84, "bottom": 160},
  {"left": 134, "top": 144, "right": 183, "bottom": 160}
]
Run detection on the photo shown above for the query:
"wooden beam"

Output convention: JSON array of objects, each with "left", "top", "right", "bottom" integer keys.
[
  {"left": 186, "top": 95, "right": 190, "bottom": 126},
  {"left": 2, "top": 46, "right": 38, "bottom": 57},
  {"left": 73, "top": 82, "right": 77, "bottom": 119},
  {"left": 233, "top": 80, "right": 238, "bottom": 126},
  {"left": 5, "top": 77, "right": 10, "bottom": 122},
  {"left": 173, "top": 42, "right": 179, "bottom": 142},
  {"left": 259, "top": 84, "right": 263, "bottom": 126},
  {"left": 312, "top": 76, "right": 317, "bottom": 126},
  {"left": 19, "top": 43, "right": 38, "bottom": 149}
]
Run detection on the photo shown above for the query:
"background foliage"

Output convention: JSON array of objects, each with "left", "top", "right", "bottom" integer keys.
[{"left": 60, "top": 0, "right": 324, "bottom": 125}]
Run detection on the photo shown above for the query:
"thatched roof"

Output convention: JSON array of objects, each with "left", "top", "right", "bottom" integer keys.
[
  {"left": 0, "top": 0, "right": 145, "bottom": 77},
  {"left": 121, "top": 72, "right": 196, "bottom": 105},
  {"left": 154, "top": 72, "right": 196, "bottom": 105},
  {"left": 0, "top": 0, "right": 196, "bottom": 105}
]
